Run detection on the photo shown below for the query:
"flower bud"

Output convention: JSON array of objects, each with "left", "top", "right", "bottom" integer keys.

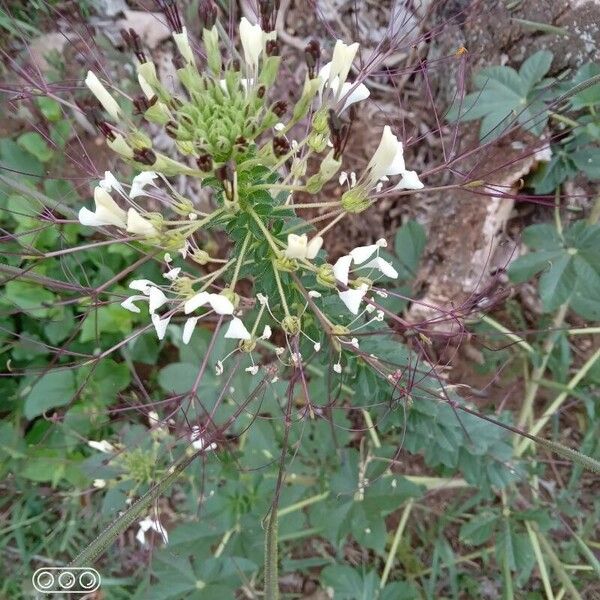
[
  {"left": 304, "top": 40, "right": 320, "bottom": 78},
  {"left": 341, "top": 187, "right": 371, "bottom": 213},
  {"left": 316, "top": 264, "right": 336, "bottom": 288},
  {"left": 282, "top": 315, "right": 301, "bottom": 336},
  {"left": 198, "top": 0, "right": 217, "bottom": 30},
  {"left": 191, "top": 249, "right": 210, "bottom": 265}
]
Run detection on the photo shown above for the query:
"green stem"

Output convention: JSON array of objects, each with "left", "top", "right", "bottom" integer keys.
[
  {"left": 229, "top": 233, "right": 251, "bottom": 290},
  {"left": 380, "top": 499, "right": 414, "bottom": 589},
  {"left": 479, "top": 315, "right": 534, "bottom": 354},
  {"left": 526, "top": 521, "right": 555, "bottom": 600},
  {"left": 517, "top": 344, "right": 600, "bottom": 455},
  {"left": 248, "top": 208, "right": 280, "bottom": 254},
  {"left": 517, "top": 303, "right": 568, "bottom": 430},
  {"left": 271, "top": 260, "right": 291, "bottom": 318}
]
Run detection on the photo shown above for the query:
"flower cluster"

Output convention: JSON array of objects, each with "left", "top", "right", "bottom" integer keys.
[{"left": 79, "top": 1, "right": 424, "bottom": 374}]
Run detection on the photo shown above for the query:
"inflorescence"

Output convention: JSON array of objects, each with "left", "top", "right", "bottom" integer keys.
[{"left": 80, "top": 0, "right": 424, "bottom": 376}]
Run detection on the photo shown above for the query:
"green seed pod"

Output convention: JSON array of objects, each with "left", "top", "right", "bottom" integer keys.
[
  {"left": 191, "top": 249, "right": 210, "bottom": 265},
  {"left": 275, "top": 256, "right": 297, "bottom": 273},
  {"left": 240, "top": 339, "right": 257, "bottom": 353}
]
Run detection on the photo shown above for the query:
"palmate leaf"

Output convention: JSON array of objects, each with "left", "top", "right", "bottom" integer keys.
[
  {"left": 447, "top": 50, "right": 553, "bottom": 141},
  {"left": 509, "top": 221, "right": 600, "bottom": 319}
]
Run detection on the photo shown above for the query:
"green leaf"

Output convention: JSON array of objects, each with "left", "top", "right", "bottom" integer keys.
[
  {"left": 320, "top": 566, "right": 380, "bottom": 600},
  {"left": 0, "top": 138, "right": 44, "bottom": 184},
  {"left": 17, "top": 131, "right": 54, "bottom": 162},
  {"left": 459, "top": 512, "right": 499, "bottom": 545},
  {"left": 393, "top": 220, "right": 426, "bottom": 279},
  {"left": 24, "top": 370, "right": 77, "bottom": 419},
  {"left": 569, "top": 63, "right": 600, "bottom": 110},
  {"left": 36, "top": 96, "right": 62, "bottom": 121},
  {"left": 4, "top": 280, "right": 56, "bottom": 318},
  {"left": 519, "top": 50, "right": 553, "bottom": 89},
  {"left": 571, "top": 148, "right": 600, "bottom": 179},
  {"left": 158, "top": 363, "right": 198, "bottom": 395}
]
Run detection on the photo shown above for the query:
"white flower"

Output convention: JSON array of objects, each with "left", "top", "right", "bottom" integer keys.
[
  {"left": 182, "top": 317, "right": 200, "bottom": 345},
  {"left": 224, "top": 317, "right": 251, "bottom": 340},
  {"left": 261, "top": 325, "right": 272, "bottom": 340},
  {"left": 99, "top": 171, "right": 124, "bottom": 195},
  {"left": 208, "top": 294, "right": 235, "bottom": 315},
  {"left": 78, "top": 187, "right": 127, "bottom": 228},
  {"left": 239, "top": 17, "right": 276, "bottom": 70},
  {"left": 151, "top": 313, "right": 171, "bottom": 340},
  {"left": 93, "top": 479, "right": 106, "bottom": 488},
  {"left": 362, "top": 256, "right": 398, "bottom": 279},
  {"left": 245, "top": 365, "right": 259, "bottom": 375},
  {"left": 121, "top": 294, "right": 147, "bottom": 313},
  {"left": 129, "top": 279, "right": 154, "bottom": 294},
  {"left": 349, "top": 243, "right": 380, "bottom": 265},
  {"left": 126, "top": 208, "right": 158, "bottom": 237},
  {"left": 314, "top": 342, "right": 321, "bottom": 352},
  {"left": 148, "top": 286, "right": 168, "bottom": 314},
  {"left": 184, "top": 292, "right": 234, "bottom": 315},
  {"left": 85, "top": 71, "right": 121, "bottom": 120},
  {"left": 136, "top": 516, "right": 168, "bottom": 546},
  {"left": 338, "top": 283, "right": 369, "bottom": 314},
  {"left": 333, "top": 255, "right": 353, "bottom": 285},
  {"left": 308, "top": 290, "right": 322, "bottom": 298},
  {"left": 368, "top": 125, "right": 403, "bottom": 182},
  {"left": 329, "top": 40, "right": 360, "bottom": 87},
  {"left": 88, "top": 439, "right": 115, "bottom": 453},
  {"left": 318, "top": 61, "right": 369, "bottom": 113},
  {"left": 284, "top": 234, "right": 323, "bottom": 260},
  {"left": 257, "top": 293, "right": 269, "bottom": 306},
  {"left": 275, "top": 347, "right": 285, "bottom": 356},
  {"left": 130, "top": 171, "right": 158, "bottom": 198},
  {"left": 333, "top": 363, "right": 342, "bottom": 374},
  {"left": 393, "top": 170, "right": 424, "bottom": 190},
  {"left": 173, "top": 27, "right": 194, "bottom": 64},
  {"left": 163, "top": 267, "right": 181, "bottom": 281},
  {"left": 350, "top": 337, "right": 359, "bottom": 348}
]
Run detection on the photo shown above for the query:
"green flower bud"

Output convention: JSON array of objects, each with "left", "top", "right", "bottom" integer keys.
[
  {"left": 312, "top": 107, "right": 329, "bottom": 134},
  {"left": 292, "top": 77, "right": 321, "bottom": 123},
  {"left": 129, "top": 130, "right": 153, "bottom": 149},
  {"left": 275, "top": 256, "right": 297, "bottom": 273},
  {"left": 176, "top": 140, "right": 195, "bottom": 155},
  {"left": 220, "top": 288, "right": 239, "bottom": 308},
  {"left": 191, "top": 249, "right": 210, "bottom": 265},
  {"left": 282, "top": 315, "right": 301, "bottom": 335},
  {"left": 203, "top": 26, "right": 221, "bottom": 73},
  {"left": 240, "top": 339, "right": 257, "bottom": 353},
  {"left": 307, "top": 131, "right": 328, "bottom": 153},
  {"left": 305, "top": 150, "right": 341, "bottom": 193},
  {"left": 259, "top": 55, "right": 281, "bottom": 87},
  {"left": 341, "top": 187, "right": 371, "bottom": 213},
  {"left": 173, "top": 276, "right": 194, "bottom": 296},
  {"left": 107, "top": 134, "right": 133, "bottom": 158},
  {"left": 316, "top": 264, "right": 336, "bottom": 288},
  {"left": 144, "top": 101, "right": 172, "bottom": 125}
]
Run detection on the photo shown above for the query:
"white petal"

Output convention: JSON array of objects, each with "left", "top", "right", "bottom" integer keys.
[
  {"left": 239, "top": 17, "right": 271, "bottom": 69},
  {"left": 173, "top": 27, "right": 194, "bottom": 64},
  {"left": 126, "top": 208, "right": 158, "bottom": 237},
  {"left": 368, "top": 126, "right": 402, "bottom": 181},
  {"left": 88, "top": 440, "right": 115, "bottom": 453},
  {"left": 94, "top": 187, "right": 127, "bottom": 226},
  {"left": 85, "top": 71, "right": 121, "bottom": 121},
  {"left": 163, "top": 267, "right": 181, "bottom": 281},
  {"left": 338, "top": 284, "right": 368, "bottom": 315},
  {"left": 245, "top": 365, "right": 259, "bottom": 375},
  {"left": 261, "top": 325, "right": 272, "bottom": 340},
  {"left": 129, "top": 279, "right": 154, "bottom": 294},
  {"left": 130, "top": 171, "right": 158, "bottom": 199},
  {"left": 99, "top": 171, "right": 124, "bottom": 195},
  {"left": 121, "top": 295, "right": 148, "bottom": 313},
  {"left": 362, "top": 257, "right": 399, "bottom": 279},
  {"left": 330, "top": 40, "right": 359, "bottom": 87},
  {"left": 182, "top": 317, "right": 200, "bottom": 345},
  {"left": 339, "top": 81, "right": 370, "bottom": 113},
  {"left": 384, "top": 144, "right": 406, "bottom": 177},
  {"left": 333, "top": 363, "right": 342, "bottom": 374},
  {"left": 394, "top": 170, "right": 424, "bottom": 190},
  {"left": 306, "top": 236, "right": 323, "bottom": 260},
  {"left": 308, "top": 290, "right": 322, "bottom": 298},
  {"left": 184, "top": 292, "right": 210, "bottom": 314},
  {"left": 349, "top": 244, "right": 379, "bottom": 264},
  {"left": 284, "top": 233, "right": 308, "bottom": 259},
  {"left": 148, "top": 286, "right": 168, "bottom": 314},
  {"left": 339, "top": 171, "right": 348, "bottom": 185},
  {"left": 78, "top": 207, "right": 107, "bottom": 227},
  {"left": 208, "top": 294, "right": 234, "bottom": 315},
  {"left": 151, "top": 313, "right": 171, "bottom": 340},
  {"left": 224, "top": 317, "right": 251, "bottom": 340},
  {"left": 333, "top": 255, "right": 353, "bottom": 285}
]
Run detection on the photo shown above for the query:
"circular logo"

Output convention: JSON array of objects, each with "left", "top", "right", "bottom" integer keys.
[
  {"left": 79, "top": 570, "right": 99, "bottom": 590},
  {"left": 33, "top": 571, "right": 55, "bottom": 590},
  {"left": 58, "top": 571, "right": 76, "bottom": 589},
  {"left": 32, "top": 568, "right": 101, "bottom": 593}
]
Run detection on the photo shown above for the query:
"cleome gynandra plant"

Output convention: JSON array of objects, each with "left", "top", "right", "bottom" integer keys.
[{"left": 12, "top": 0, "right": 598, "bottom": 597}]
